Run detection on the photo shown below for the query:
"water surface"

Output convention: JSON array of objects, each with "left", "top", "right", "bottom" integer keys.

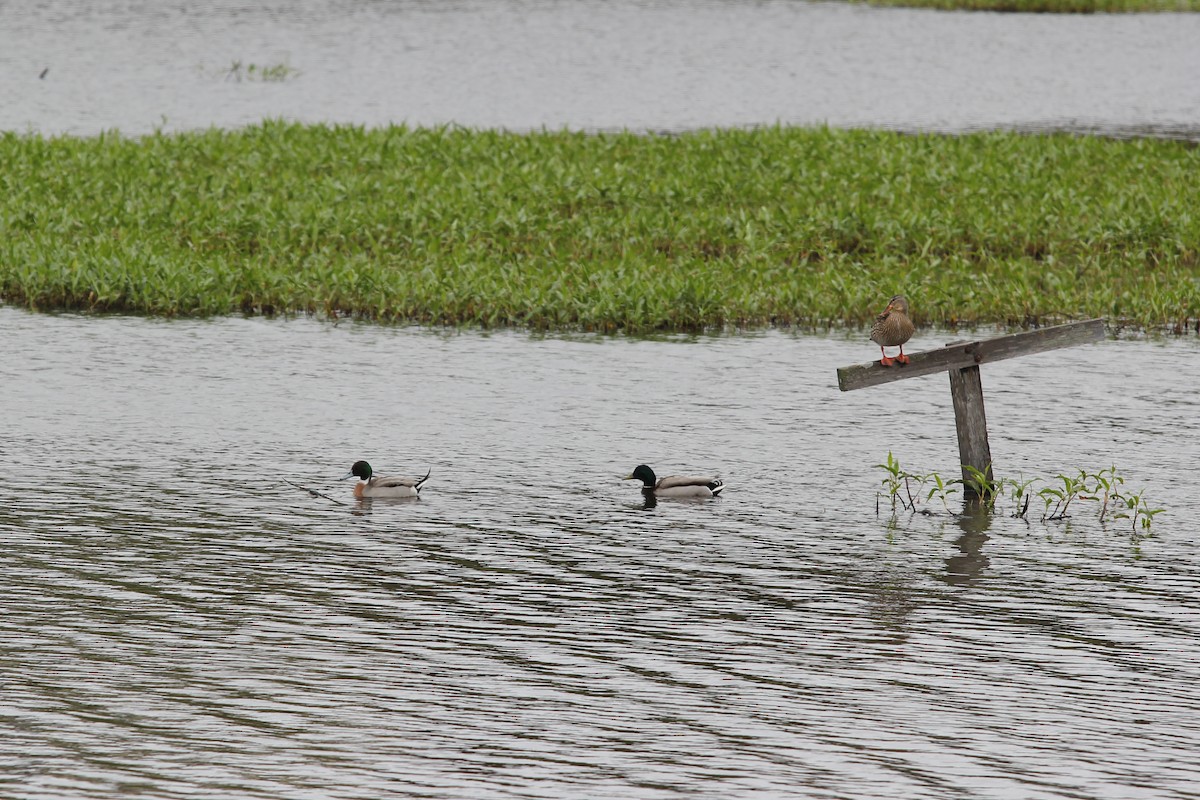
[
  {"left": 2, "top": 308, "right": 1198, "bottom": 799},
  {"left": 1, "top": 0, "right": 1198, "bottom": 138}
]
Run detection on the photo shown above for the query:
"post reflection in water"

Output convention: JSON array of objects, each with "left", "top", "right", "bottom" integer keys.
[{"left": 943, "top": 500, "right": 993, "bottom": 585}]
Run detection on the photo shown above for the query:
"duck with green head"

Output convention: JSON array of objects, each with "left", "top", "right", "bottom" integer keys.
[
  {"left": 341, "top": 461, "right": 430, "bottom": 499},
  {"left": 624, "top": 464, "right": 725, "bottom": 499}
]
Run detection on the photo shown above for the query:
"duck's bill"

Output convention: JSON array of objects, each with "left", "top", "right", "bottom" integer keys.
[
  {"left": 622, "top": 474, "right": 635, "bottom": 480},
  {"left": 339, "top": 472, "right": 355, "bottom": 481}
]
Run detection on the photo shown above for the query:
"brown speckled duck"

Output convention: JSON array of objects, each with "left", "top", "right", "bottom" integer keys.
[{"left": 870, "top": 295, "right": 915, "bottom": 366}]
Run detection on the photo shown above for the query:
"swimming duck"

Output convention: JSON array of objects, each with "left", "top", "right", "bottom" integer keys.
[
  {"left": 870, "top": 294, "right": 915, "bottom": 366},
  {"left": 341, "top": 461, "right": 430, "bottom": 499},
  {"left": 624, "top": 464, "right": 725, "bottom": 498}
]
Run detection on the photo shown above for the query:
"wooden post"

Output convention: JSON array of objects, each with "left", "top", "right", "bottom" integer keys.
[
  {"left": 948, "top": 364, "right": 992, "bottom": 496},
  {"left": 836, "top": 319, "right": 1105, "bottom": 496}
]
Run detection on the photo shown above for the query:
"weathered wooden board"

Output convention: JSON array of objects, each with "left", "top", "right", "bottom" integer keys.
[{"left": 836, "top": 319, "right": 1106, "bottom": 392}]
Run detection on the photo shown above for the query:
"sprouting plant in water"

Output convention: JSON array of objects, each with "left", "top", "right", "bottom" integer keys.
[
  {"left": 1041, "top": 471, "right": 1088, "bottom": 521},
  {"left": 1000, "top": 475, "right": 1035, "bottom": 519},
  {"left": 1138, "top": 495, "right": 1165, "bottom": 531},
  {"left": 924, "top": 470, "right": 960, "bottom": 514},
  {"left": 875, "top": 452, "right": 937, "bottom": 514},
  {"left": 875, "top": 456, "right": 1163, "bottom": 532},
  {"left": 903, "top": 470, "right": 927, "bottom": 513},
  {"left": 225, "top": 60, "right": 298, "bottom": 82},
  {"left": 1036, "top": 484, "right": 1062, "bottom": 520},
  {"left": 960, "top": 463, "right": 997, "bottom": 508},
  {"left": 1089, "top": 465, "right": 1124, "bottom": 522},
  {"left": 1111, "top": 488, "right": 1165, "bottom": 531},
  {"left": 876, "top": 451, "right": 905, "bottom": 512}
]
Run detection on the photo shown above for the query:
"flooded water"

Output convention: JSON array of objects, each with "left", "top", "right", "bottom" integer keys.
[
  {"left": 2, "top": 0, "right": 1199, "bottom": 138},
  {"left": 5, "top": 2, "right": 1199, "bottom": 795},
  {"left": 2, "top": 307, "right": 1199, "bottom": 798}
]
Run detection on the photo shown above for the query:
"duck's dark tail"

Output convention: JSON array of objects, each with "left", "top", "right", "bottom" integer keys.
[
  {"left": 708, "top": 479, "right": 726, "bottom": 497},
  {"left": 414, "top": 468, "right": 432, "bottom": 493}
]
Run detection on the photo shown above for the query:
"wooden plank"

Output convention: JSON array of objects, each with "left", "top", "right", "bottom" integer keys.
[
  {"left": 965, "top": 317, "right": 1106, "bottom": 364},
  {"left": 837, "top": 342, "right": 978, "bottom": 391},
  {"left": 949, "top": 365, "right": 993, "bottom": 496},
  {"left": 836, "top": 318, "right": 1105, "bottom": 392}
]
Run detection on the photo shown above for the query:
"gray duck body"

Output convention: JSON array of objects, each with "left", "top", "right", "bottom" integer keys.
[{"left": 626, "top": 464, "right": 725, "bottom": 498}]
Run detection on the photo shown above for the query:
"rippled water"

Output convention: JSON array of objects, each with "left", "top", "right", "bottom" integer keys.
[
  {"left": 2, "top": 307, "right": 1199, "bottom": 798},
  {"left": 2, "top": 0, "right": 1199, "bottom": 138}
]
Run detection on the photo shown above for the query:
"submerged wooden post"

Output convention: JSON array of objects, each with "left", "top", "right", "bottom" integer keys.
[
  {"left": 948, "top": 363, "right": 992, "bottom": 491},
  {"left": 836, "top": 319, "right": 1105, "bottom": 498}
]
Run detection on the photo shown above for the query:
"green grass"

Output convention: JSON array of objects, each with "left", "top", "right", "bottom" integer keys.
[
  {"left": 1, "top": 122, "right": 1198, "bottom": 332},
  {"left": 859, "top": 0, "right": 1199, "bottom": 11}
]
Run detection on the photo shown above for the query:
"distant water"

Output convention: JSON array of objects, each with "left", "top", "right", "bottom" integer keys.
[
  {"left": 1, "top": 0, "right": 1198, "bottom": 138},
  {"left": 2, "top": 307, "right": 1199, "bottom": 799}
]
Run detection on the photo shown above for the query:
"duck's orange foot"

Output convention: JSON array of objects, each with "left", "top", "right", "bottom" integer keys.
[
  {"left": 896, "top": 354, "right": 910, "bottom": 365},
  {"left": 879, "top": 355, "right": 895, "bottom": 367}
]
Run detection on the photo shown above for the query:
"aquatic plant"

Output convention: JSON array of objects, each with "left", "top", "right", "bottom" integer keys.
[
  {"left": 1, "top": 123, "right": 1199, "bottom": 331},
  {"left": 924, "top": 470, "right": 960, "bottom": 515},
  {"left": 1113, "top": 489, "right": 1165, "bottom": 531},
  {"left": 960, "top": 464, "right": 997, "bottom": 507},
  {"left": 876, "top": 451, "right": 929, "bottom": 513},
  {"left": 874, "top": 458, "right": 1163, "bottom": 531},
  {"left": 876, "top": 451, "right": 906, "bottom": 513},
  {"left": 1000, "top": 475, "right": 1035, "bottom": 519},
  {"left": 1039, "top": 471, "right": 1088, "bottom": 521},
  {"left": 1089, "top": 465, "right": 1124, "bottom": 522},
  {"left": 224, "top": 61, "right": 298, "bottom": 82}
]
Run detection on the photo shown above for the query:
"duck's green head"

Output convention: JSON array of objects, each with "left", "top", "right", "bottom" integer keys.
[
  {"left": 624, "top": 464, "right": 656, "bottom": 487},
  {"left": 341, "top": 461, "right": 373, "bottom": 481}
]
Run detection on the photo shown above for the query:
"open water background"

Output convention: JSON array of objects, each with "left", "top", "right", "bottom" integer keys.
[
  {"left": 0, "top": 0, "right": 1198, "bottom": 138},
  {"left": 2, "top": 308, "right": 1198, "bottom": 799}
]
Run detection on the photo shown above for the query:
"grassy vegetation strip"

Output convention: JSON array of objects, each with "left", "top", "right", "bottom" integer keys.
[
  {"left": 860, "top": 0, "right": 1200, "bottom": 11},
  {"left": 1, "top": 123, "right": 1198, "bottom": 331}
]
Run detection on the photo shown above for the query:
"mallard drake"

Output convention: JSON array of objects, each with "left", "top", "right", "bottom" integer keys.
[
  {"left": 624, "top": 464, "right": 725, "bottom": 498},
  {"left": 341, "top": 461, "right": 430, "bottom": 499},
  {"left": 870, "top": 294, "right": 915, "bottom": 366}
]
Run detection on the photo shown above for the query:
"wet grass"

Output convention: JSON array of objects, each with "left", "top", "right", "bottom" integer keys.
[
  {"left": 860, "top": 0, "right": 1200, "bottom": 11},
  {"left": 2, "top": 122, "right": 1198, "bottom": 332}
]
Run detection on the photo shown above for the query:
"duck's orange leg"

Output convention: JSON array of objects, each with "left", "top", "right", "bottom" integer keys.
[
  {"left": 896, "top": 345, "right": 910, "bottom": 365},
  {"left": 879, "top": 347, "right": 895, "bottom": 367}
]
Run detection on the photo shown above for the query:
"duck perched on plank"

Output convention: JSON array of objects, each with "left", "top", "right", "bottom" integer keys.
[
  {"left": 624, "top": 464, "right": 725, "bottom": 498},
  {"left": 341, "top": 461, "right": 430, "bottom": 498},
  {"left": 870, "top": 294, "right": 915, "bottom": 366}
]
